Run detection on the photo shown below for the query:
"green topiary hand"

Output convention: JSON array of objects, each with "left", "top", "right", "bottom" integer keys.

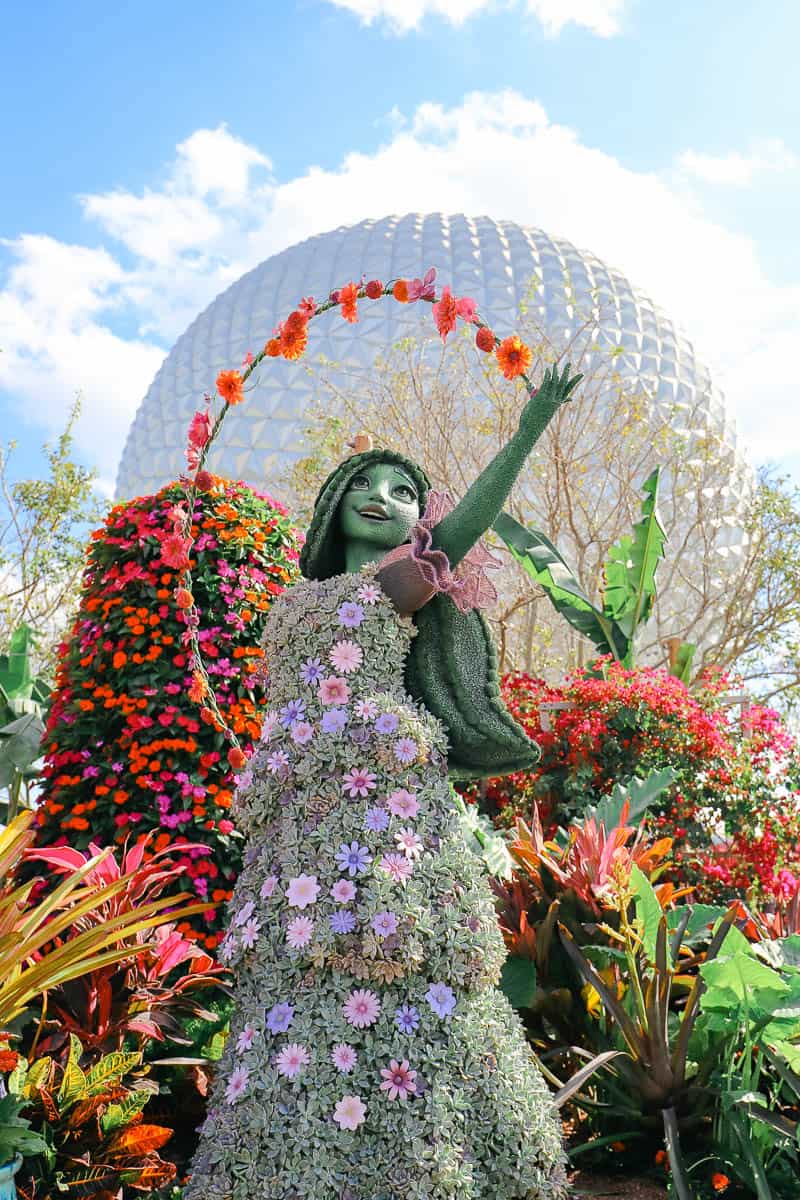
[{"left": 431, "top": 361, "right": 583, "bottom": 569}]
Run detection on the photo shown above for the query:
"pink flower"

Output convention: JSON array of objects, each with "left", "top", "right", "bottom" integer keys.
[
  {"left": 343, "top": 988, "right": 381, "bottom": 1028},
  {"left": 186, "top": 408, "right": 213, "bottom": 469},
  {"left": 331, "top": 879, "right": 357, "bottom": 903},
  {"left": 286, "top": 915, "right": 314, "bottom": 948},
  {"left": 298, "top": 295, "right": 316, "bottom": 317},
  {"left": 286, "top": 874, "right": 320, "bottom": 909},
  {"left": 319, "top": 676, "right": 351, "bottom": 705},
  {"left": 218, "top": 933, "right": 237, "bottom": 963},
  {"left": 379, "top": 853, "right": 413, "bottom": 885},
  {"left": 406, "top": 266, "right": 436, "bottom": 302},
  {"left": 395, "top": 828, "right": 423, "bottom": 860},
  {"left": 343, "top": 768, "right": 377, "bottom": 798},
  {"left": 393, "top": 738, "right": 418, "bottom": 764},
  {"left": 260, "top": 875, "right": 278, "bottom": 900},
  {"left": 160, "top": 532, "right": 192, "bottom": 570},
  {"left": 355, "top": 699, "right": 379, "bottom": 720},
  {"left": 456, "top": 295, "right": 478, "bottom": 323},
  {"left": 236, "top": 1024, "right": 257, "bottom": 1053},
  {"left": 380, "top": 1059, "right": 417, "bottom": 1101},
  {"left": 357, "top": 582, "right": 381, "bottom": 605},
  {"left": 432, "top": 286, "right": 459, "bottom": 341},
  {"left": 224, "top": 1065, "right": 249, "bottom": 1103},
  {"left": 233, "top": 900, "right": 256, "bottom": 927},
  {"left": 332, "top": 1043, "right": 358, "bottom": 1073},
  {"left": 387, "top": 789, "right": 419, "bottom": 820},
  {"left": 333, "top": 1094, "right": 367, "bottom": 1131},
  {"left": 291, "top": 721, "right": 315, "bottom": 745},
  {"left": 240, "top": 917, "right": 261, "bottom": 949},
  {"left": 275, "top": 1042, "right": 310, "bottom": 1079},
  {"left": 329, "top": 640, "right": 363, "bottom": 674}
]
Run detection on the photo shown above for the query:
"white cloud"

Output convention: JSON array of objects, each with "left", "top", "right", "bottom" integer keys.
[
  {"left": 677, "top": 138, "right": 798, "bottom": 187},
  {"left": 1, "top": 93, "right": 798, "bottom": 480},
  {"left": 322, "top": 0, "right": 625, "bottom": 36}
]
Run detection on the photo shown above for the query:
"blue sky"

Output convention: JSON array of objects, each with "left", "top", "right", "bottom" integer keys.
[{"left": 2, "top": 0, "right": 798, "bottom": 491}]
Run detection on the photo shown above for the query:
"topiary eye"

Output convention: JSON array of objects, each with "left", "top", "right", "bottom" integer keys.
[
  {"left": 349, "top": 474, "right": 370, "bottom": 491},
  {"left": 393, "top": 483, "right": 416, "bottom": 503}
]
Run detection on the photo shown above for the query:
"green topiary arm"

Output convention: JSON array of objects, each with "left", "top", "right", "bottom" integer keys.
[{"left": 430, "top": 363, "right": 582, "bottom": 568}]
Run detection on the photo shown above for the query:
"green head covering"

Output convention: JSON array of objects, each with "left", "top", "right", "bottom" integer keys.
[{"left": 300, "top": 449, "right": 539, "bottom": 781}]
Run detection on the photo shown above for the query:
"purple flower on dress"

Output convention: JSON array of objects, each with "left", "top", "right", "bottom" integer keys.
[
  {"left": 233, "top": 900, "right": 256, "bottom": 927},
  {"left": 336, "top": 842, "right": 372, "bottom": 877},
  {"left": 280, "top": 698, "right": 306, "bottom": 727},
  {"left": 321, "top": 707, "right": 348, "bottom": 735},
  {"left": 260, "top": 875, "right": 278, "bottom": 900},
  {"left": 393, "top": 738, "right": 418, "bottom": 765},
  {"left": 218, "top": 933, "right": 237, "bottom": 963},
  {"left": 426, "top": 983, "right": 457, "bottom": 1019},
  {"left": 371, "top": 910, "right": 398, "bottom": 938},
  {"left": 395, "top": 1004, "right": 420, "bottom": 1035},
  {"left": 267, "top": 749, "right": 290, "bottom": 775},
  {"left": 364, "top": 806, "right": 389, "bottom": 833},
  {"left": 355, "top": 699, "right": 379, "bottom": 721},
  {"left": 338, "top": 601, "right": 364, "bottom": 628},
  {"left": 290, "top": 720, "right": 315, "bottom": 745},
  {"left": 375, "top": 712, "right": 399, "bottom": 735},
  {"left": 266, "top": 1002, "right": 294, "bottom": 1034},
  {"left": 301, "top": 657, "right": 324, "bottom": 684},
  {"left": 330, "top": 910, "right": 357, "bottom": 935}
]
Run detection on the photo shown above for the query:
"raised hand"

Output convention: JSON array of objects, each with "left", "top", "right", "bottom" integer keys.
[{"left": 519, "top": 361, "right": 583, "bottom": 437}]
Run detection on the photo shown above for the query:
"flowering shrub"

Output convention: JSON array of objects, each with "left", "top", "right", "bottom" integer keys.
[{"left": 33, "top": 478, "right": 300, "bottom": 948}]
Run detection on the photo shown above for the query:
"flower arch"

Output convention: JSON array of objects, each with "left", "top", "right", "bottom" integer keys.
[{"left": 173, "top": 269, "right": 539, "bottom": 764}]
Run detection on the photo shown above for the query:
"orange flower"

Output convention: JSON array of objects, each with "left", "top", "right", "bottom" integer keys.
[
  {"left": 610, "top": 1141, "right": 626, "bottom": 1153},
  {"left": 216, "top": 369, "right": 244, "bottom": 406},
  {"left": 393, "top": 279, "right": 409, "bottom": 303},
  {"left": 654, "top": 1150, "right": 668, "bottom": 1166},
  {"left": 227, "top": 746, "right": 247, "bottom": 770},
  {"left": 280, "top": 311, "right": 308, "bottom": 361},
  {"left": 189, "top": 672, "right": 207, "bottom": 704},
  {"left": 496, "top": 334, "right": 533, "bottom": 380},
  {"left": 265, "top": 338, "right": 281, "bottom": 357},
  {"left": 712, "top": 1175, "right": 730, "bottom": 1194},
  {"left": 476, "top": 326, "right": 495, "bottom": 353},
  {"left": 432, "top": 286, "right": 458, "bottom": 342},
  {"left": 175, "top": 588, "right": 194, "bottom": 610},
  {"left": 339, "top": 281, "right": 359, "bottom": 323}
]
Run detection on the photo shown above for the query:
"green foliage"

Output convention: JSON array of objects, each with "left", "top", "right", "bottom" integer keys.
[
  {"left": 0, "top": 624, "right": 51, "bottom": 822},
  {"left": 0, "top": 1093, "right": 47, "bottom": 1167}
]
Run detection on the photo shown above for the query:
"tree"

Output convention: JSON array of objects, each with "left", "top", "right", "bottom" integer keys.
[
  {"left": 288, "top": 280, "right": 793, "bottom": 701},
  {"left": 0, "top": 396, "right": 106, "bottom": 676}
]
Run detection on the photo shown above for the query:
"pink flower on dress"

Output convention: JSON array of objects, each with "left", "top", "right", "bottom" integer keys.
[
  {"left": 395, "top": 828, "right": 424, "bottom": 860},
  {"left": 286, "top": 874, "right": 320, "bottom": 909},
  {"left": 319, "top": 676, "right": 351, "bottom": 705},
  {"left": 236, "top": 1024, "right": 257, "bottom": 1053},
  {"left": 333, "top": 1094, "right": 367, "bottom": 1131},
  {"left": 329, "top": 640, "right": 363, "bottom": 674},
  {"left": 239, "top": 917, "right": 261, "bottom": 949},
  {"left": 387, "top": 789, "right": 419, "bottom": 820},
  {"left": 379, "top": 853, "right": 414, "bottom": 885},
  {"left": 332, "top": 1043, "right": 358, "bottom": 1073},
  {"left": 357, "top": 582, "right": 381, "bottom": 605},
  {"left": 260, "top": 712, "right": 279, "bottom": 741},
  {"left": 218, "top": 933, "right": 237, "bottom": 963},
  {"left": 225, "top": 1065, "right": 249, "bottom": 1104},
  {"left": 291, "top": 721, "right": 315, "bottom": 745},
  {"left": 380, "top": 1059, "right": 417, "bottom": 1101},
  {"left": 260, "top": 875, "right": 278, "bottom": 900},
  {"left": 331, "top": 879, "right": 357, "bottom": 903},
  {"left": 286, "top": 916, "right": 314, "bottom": 948},
  {"left": 343, "top": 988, "right": 382, "bottom": 1028},
  {"left": 234, "top": 900, "right": 256, "bottom": 927},
  {"left": 355, "top": 699, "right": 379, "bottom": 720},
  {"left": 275, "top": 1043, "right": 310, "bottom": 1079},
  {"left": 342, "top": 768, "right": 377, "bottom": 798}
]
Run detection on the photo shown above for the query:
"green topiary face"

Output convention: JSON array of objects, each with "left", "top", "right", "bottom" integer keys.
[{"left": 338, "top": 462, "right": 421, "bottom": 570}]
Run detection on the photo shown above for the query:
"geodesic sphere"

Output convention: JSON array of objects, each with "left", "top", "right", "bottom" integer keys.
[{"left": 116, "top": 213, "right": 748, "bottom": 507}]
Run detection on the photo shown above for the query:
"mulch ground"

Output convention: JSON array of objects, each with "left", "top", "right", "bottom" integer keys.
[{"left": 569, "top": 1170, "right": 668, "bottom": 1199}]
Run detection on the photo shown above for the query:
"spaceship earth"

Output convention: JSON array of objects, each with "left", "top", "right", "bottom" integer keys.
[{"left": 116, "top": 213, "right": 752, "bottom": 663}]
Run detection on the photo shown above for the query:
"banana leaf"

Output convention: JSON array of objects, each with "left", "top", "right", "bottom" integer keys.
[
  {"left": 602, "top": 468, "right": 666, "bottom": 662},
  {"left": 493, "top": 512, "right": 627, "bottom": 659}
]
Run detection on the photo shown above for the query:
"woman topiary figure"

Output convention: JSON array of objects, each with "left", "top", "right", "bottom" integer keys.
[{"left": 186, "top": 365, "right": 581, "bottom": 1200}]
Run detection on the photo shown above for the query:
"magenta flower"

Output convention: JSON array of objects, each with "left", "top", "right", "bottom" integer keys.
[
  {"left": 372, "top": 910, "right": 399, "bottom": 938},
  {"left": 329, "top": 640, "right": 363, "bottom": 674},
  {"left": 286, "top": 916, "right": 314, "bottom": 948},
  {"left": 380, "top": 1058, "right": 417, "bottom": 1101},
  {"left": 379, "top": 853, "right": 413, "bottom": 884},
  {"left": 286, "top": 874, "right": 320, "bottom": 909},
  {"left": 338, "top": 601, "right": 365, "bottom": 628},
  {"left": 343, "top": 988, "right": 381, "bottom": 1028},
  {"left": 333, "top": 1094, "right": 367, "bottom": 1131},
  {"left": 387, "top": 789, "right": 420, "bottom": 820},
  {"left": 319, "top": 676, "right": 351, "bottom": 705},
  {"left": 275, "top": 1042, "right": 310, "bottom": 1079},
  {"left": 332, "top": 1043, "right": 358, "bottom": 1074},
  {"left": 342, "top": 768, "right": 377, "bottom": 797},
  {"left": 406, "top": 266, "right": 437, "bottom": 302},
  {"left": 224, "top": 1065, "right": 249, "bottom": 1104}
]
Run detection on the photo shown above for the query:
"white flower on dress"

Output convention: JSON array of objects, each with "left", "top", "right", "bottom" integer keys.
[
  {"left": 286, "top": 874, "right": 320, "bottom": 909},
  {"left": 286, "top": 916, "right": 314, "bottom": 948},
  {"left": 333, "top": 1094, "right": 367, "bottom": 1131}
]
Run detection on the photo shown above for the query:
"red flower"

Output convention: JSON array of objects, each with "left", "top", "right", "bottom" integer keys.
[
  {"left": 365, "top": 279, "right": 384, "bottom": 299},
  {"left": 265, "top": 338, "right": 281, "bottom": 357},
  {"left": 339, "top": 281, "right": 359, "bottom": 323},
  {"left": 432, "top": 286, "right": 458, "bottom": 342},
  {"left": 186, "top": 409, "right": 213, "bottom": 470},
  {"left": 227, "top": 746, "right": 247, "bottom": 770},
  {"left": 160, "top": 533, "right": 192, "bottom": 570},
  {"left": 175, "top": 588, "right": 194, "bottom": 610},
  {"left": 476, "top": 326, "right": 495, "bottom": 353}
]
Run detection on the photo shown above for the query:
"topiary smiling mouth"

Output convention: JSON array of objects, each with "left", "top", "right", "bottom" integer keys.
[{"left": 359, "top": 505, "right": 390, "bottom": 521}]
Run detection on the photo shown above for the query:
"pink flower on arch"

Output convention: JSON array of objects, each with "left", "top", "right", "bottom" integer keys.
[
  {"left": 186, "top": 408, "right": 213, "bottom": 470},
  {"left": 432, "top": 286, "right": 458, "bottom": 341}
]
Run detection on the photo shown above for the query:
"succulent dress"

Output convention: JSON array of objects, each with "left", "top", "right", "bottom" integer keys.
[{"left": 185, "top": 555, "right": 568, "bottom": 1200}]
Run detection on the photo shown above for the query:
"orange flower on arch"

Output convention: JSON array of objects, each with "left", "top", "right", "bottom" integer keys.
[
  {"left": 496, "top": 335, "right": 532, "bottom": 381},
  {"left": 280, "top": 311, "right": 308, "bottom": 361},
  {"left": 216, "top": 369, "right": 244, "bottom": 406},
  {"left": 339, "top": 281, "right": 359, "bottom": 324}
]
